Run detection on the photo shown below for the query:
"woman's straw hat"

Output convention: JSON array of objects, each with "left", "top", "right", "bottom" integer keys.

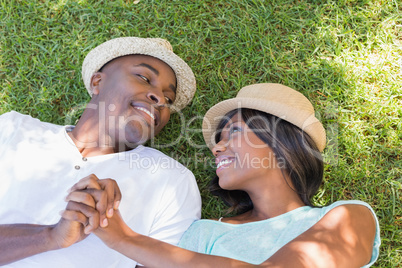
[
  {"left": 202, "top": 83, "right": 326, "bottom": 152},
  {"left": 82, "top": 37, "right": 196, "bottom": 112}
]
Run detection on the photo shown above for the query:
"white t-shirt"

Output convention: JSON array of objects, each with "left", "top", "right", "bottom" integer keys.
[{"left": 0, "top": 111, "right": 201, "bottom": 267}]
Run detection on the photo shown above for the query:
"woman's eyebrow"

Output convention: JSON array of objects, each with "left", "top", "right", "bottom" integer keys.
[{"left": 222, "top": 122, "right": 235, "bottom": 132}]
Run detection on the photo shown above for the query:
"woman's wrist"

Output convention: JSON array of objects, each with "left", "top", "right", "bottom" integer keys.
[{"left": 95, "top": 224, "right": 138, "bottom": 250}]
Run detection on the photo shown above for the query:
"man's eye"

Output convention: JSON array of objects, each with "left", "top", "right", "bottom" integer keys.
[
  {"left": 138, "top": 74, "right": 149, "bottom": 83},
  {"left": 164, "top": 96, "right": 173, "bottom": 104}
]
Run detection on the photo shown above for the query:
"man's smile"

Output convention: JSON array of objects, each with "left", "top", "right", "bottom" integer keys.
[{"left": 131, "top": 103, "right": 160, "bottom": 126}]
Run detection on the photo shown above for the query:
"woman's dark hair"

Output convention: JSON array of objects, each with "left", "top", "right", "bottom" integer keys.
[{"left": 209, "top": 108, "right": 324, "bottom": 214}]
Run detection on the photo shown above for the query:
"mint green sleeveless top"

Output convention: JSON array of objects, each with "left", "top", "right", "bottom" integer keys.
[{"left": 179, "top": 200, "right": 380, "bottom": 267}]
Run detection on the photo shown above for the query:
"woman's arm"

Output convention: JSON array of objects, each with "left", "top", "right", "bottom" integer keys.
[
  {"left": 64, "top": 204, "right": 375, "bottom": 268},
  {"left": 90, "top": 210, "right": 255, "bottom": 268},
  {"left": 66, "top": 178, "right": 377, "bottom": 268}
]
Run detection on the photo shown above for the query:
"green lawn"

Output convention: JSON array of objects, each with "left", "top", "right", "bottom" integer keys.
[{"left": 1, "top": 0, "right": 401, "bottom": 266}]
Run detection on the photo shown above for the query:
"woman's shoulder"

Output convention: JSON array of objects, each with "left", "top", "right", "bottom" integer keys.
[
  {"left": 319, "top": 200, "right": 379, "bottom": 234},
  {"left": 323, "top": 200, "right": 374, "bottom": 210},
  {"left": 319, "top": 200, "right": 378, "bottom": 225},
  {"left": 316, "top": 200, "right": 380, "bottom": 267},
  {"left": 186, "top": 218, "right": 221, "bottom": 230},
  {"left": 321, "top": 201, "right": 376, "bottom": 223}
]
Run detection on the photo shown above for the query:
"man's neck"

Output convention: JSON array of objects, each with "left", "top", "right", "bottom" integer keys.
[
  {"left": 67, "top": 106, "right": 117, "bottom": 157},
  {"left": 67, "top": 130, "right": 117, "bottom": 157}
]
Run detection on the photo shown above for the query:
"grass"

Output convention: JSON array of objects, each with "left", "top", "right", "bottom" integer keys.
[{"left": 1, "top": 0, "right": 401, "bottom": 266}]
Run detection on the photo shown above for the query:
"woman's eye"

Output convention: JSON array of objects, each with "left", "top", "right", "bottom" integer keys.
[
  {"left": 138, "top": 74, "right": 149, "bottom": 83},
  {"left": 230, "top": 126, "right": 241, "bottom": 134}
]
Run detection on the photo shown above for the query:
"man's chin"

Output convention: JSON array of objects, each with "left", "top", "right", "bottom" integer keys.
[{"left": 115, "top": 140, "right": 146, "bottom": 152}]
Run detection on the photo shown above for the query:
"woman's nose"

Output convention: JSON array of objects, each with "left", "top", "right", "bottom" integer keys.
[{"left": 212, "top": 140, "right": 227, "bottom": 157}]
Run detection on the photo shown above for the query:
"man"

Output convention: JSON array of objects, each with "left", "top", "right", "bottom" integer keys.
[{"left": 0, "top": 37, "right": 201, "bottom": 267}]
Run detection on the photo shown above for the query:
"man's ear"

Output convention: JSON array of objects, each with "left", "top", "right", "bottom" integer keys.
[{"left": 90, "top": 72, "right": 103, "bottom": 95}]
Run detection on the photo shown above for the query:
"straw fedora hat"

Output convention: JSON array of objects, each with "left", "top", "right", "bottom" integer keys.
[
  {"left": 82, "top": 37, "right": 196, "bottom": 112},
  {"left": 202, "top": 83, "right": 326, "bottom": 152}
]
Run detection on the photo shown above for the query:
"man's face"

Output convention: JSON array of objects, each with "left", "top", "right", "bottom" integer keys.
[{"left": 91, "top": 54, "right": 177, "bottom": 148}]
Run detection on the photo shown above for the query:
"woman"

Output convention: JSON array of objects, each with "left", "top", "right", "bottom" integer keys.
[{"left": 65, "top": 83, "right": 380, "bottom": 267}]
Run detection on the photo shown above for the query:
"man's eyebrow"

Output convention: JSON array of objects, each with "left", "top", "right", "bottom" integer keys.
[
  {"left": 137, "top": 63, "right": 159, "bottom": 75},
  {"left": 136, "top": 63, "right": 176, "bottom": 94},
  {"left": 169, "top": 84, "right": 177, "bottom": 94}
]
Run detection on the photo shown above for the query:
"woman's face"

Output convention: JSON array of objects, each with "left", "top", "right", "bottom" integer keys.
[{"left": 212, "top": 112, "right": 280, "bottom": 191}]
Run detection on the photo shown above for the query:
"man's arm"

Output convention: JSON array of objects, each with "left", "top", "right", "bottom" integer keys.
[
  {"left": 0, "top": 201, "right": 96, "bottom": 265},
  {"left": 0, "top": 173, "right": 120, "bottom": 265},
  {"left": 0, "top": 224, "right": 58, "bottom": 265}
]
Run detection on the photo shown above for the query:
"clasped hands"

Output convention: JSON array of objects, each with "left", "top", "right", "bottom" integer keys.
[{"left": 52, "top": 174, "right": 123, "bottom": 249}]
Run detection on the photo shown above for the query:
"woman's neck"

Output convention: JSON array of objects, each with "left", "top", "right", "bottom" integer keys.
[
  {"left": 249, "top": 194, "right": 305, "bottom": 221},
  {"left": 223, "top": 173, "right": 305, "bottom": 224}
]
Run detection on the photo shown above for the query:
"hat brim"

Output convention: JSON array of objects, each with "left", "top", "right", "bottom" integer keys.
[{"left": 202, "top": 97, "right": 326, "bottom": 152}]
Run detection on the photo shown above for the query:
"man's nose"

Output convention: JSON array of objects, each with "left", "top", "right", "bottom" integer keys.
[{"left": 147, "top": 90, "right": 164, "bottom": 107}]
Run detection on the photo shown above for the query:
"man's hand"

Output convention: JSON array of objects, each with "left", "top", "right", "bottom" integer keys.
[
  {"left": 51, "top": 198, "right": 100, "bottom": 248},
  {"left": 63, "top": 174, "right": 122, "bottom": 231},
  {"left": 0, "top": 175, "right": 111, "bottom": 265}
]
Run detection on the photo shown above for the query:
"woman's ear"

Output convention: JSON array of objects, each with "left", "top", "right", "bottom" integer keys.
[{"left": 90, "top": 72, "right": 103, "bottom": 96}]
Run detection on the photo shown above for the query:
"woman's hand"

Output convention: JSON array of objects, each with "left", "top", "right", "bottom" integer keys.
[{"left": 92, "top": 209, "right": 136, "bottom": 250}]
